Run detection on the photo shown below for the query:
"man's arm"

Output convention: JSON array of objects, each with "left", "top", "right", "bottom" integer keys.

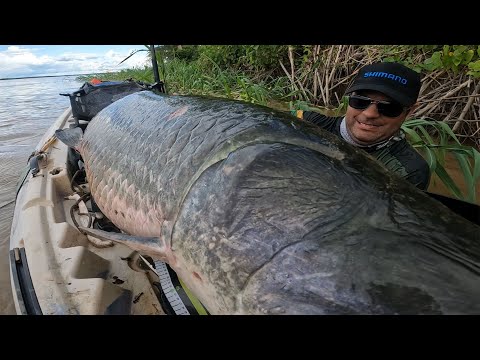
[
  {"left": 297, "top": 110, "right": 342, "bottom": 133},
  {"left": 300, "top": 110, "right": 326, "bottom": 125}
]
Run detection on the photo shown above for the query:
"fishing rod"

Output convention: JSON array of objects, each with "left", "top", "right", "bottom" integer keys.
[{"left": 150, "top": 45, "right": 168, "bottom": 94}]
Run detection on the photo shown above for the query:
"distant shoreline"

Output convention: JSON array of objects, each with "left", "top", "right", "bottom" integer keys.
[{"left": 0, "top": 73, "right": 109, "bottom": 81}]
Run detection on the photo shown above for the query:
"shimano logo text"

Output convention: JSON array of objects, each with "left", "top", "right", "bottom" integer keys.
[{"left": 364, "top": 72, "right": 407, "bottom": 85}]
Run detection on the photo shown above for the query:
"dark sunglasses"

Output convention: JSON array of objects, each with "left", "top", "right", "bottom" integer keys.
[{"left": 348, "top": 95, "right": 406, "bottom": 118}]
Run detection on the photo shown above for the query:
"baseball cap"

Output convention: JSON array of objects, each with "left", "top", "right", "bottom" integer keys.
[{"left": 345, "top": 62, "right": 421, "bottom": 107}]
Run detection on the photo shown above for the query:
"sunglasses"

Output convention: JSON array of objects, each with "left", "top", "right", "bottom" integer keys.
[{"left": 348, "top": 95, "right": 406, "bottom": 118}]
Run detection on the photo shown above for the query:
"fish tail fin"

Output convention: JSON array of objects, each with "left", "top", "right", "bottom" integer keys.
[{"left": 55, "top": 127, "right": 84, "bottom": 149}]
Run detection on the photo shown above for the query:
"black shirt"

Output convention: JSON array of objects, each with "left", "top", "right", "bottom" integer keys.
[{"left": 301, "top": 111, "right": 431, "bottom": 190}]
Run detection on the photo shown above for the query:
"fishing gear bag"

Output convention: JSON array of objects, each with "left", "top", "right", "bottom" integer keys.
[{"left": 61, "top": 79, "right": 149, "bottom": 121}]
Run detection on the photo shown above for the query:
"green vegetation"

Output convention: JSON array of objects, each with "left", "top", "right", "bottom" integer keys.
[
  {"left": 79, "top": 45, "right": 480, "bottom": 203},
  {"left": 402, "top": 119, "right": 480, "bottom": 203}
]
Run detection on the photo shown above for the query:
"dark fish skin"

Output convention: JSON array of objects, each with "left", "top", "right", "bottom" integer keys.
[{"left": 63, "top": 91, "right": 480, "bottom": 314}]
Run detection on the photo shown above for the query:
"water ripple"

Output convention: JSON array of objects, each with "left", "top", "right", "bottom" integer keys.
[{"left": 0, "top": 75, "right": 83, "bottom": 314}]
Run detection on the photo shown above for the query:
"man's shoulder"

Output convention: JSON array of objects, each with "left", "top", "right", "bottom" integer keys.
[
  {"left": 382, "top": 138, "right": 431, "bottom": 190},
  {"left": 389, "top": 138, "right": 429, "bottom": 165}
]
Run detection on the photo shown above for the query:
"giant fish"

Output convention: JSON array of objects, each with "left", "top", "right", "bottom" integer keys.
[{"left": 56, "top": 91, "right": 480, "bottom": 315}]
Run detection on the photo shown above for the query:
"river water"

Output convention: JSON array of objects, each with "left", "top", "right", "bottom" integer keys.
[{"left": 0, "top": 76, "right": 83, "bottom": 314}]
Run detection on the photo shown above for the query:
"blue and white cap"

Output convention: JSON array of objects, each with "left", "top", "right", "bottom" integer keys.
[{"left": 345, "top": 62, "right": 422, "bottom": 107}]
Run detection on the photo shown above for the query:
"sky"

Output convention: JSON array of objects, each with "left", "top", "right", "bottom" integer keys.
[{"left": 0, "top": 45, "right": 150, "bottom": 79}]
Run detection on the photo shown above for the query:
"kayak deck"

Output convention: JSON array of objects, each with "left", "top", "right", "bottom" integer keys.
[{"left": 9, "top": 108, "right": 166, "bottom": 315}]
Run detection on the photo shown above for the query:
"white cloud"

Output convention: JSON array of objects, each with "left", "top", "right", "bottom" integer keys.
[{"left": 0, "top": 46, "right": 149, "bottom": 78}]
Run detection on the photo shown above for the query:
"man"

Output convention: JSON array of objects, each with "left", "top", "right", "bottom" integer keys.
[{"left": 298, "top": 61, "right": 430, "bottom": 190}]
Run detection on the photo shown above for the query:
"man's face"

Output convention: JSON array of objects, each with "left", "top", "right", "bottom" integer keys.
[{"left": 345, "top": 90, "right": 413, "bottom": 145}]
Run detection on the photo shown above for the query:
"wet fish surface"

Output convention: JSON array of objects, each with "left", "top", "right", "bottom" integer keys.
[{"left": 57, "top": 91, "right": 480, "bottom": 315}]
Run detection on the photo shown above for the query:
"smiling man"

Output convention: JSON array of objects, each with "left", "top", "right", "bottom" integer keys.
[{"left": 298, "top": 61, "right": 430, "bottom": 190}]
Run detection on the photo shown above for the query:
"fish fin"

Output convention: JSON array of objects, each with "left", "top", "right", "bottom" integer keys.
[
  {"left": 55, "top": 127, "right": 83, "bottom": 149},
  {"left": 78, "top": 227, "right": 168, "bottom": 261}
]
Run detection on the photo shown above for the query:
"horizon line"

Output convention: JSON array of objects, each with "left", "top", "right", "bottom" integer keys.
[{"left": 0, "top": 72, "right": 111, "bottom": 81}]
